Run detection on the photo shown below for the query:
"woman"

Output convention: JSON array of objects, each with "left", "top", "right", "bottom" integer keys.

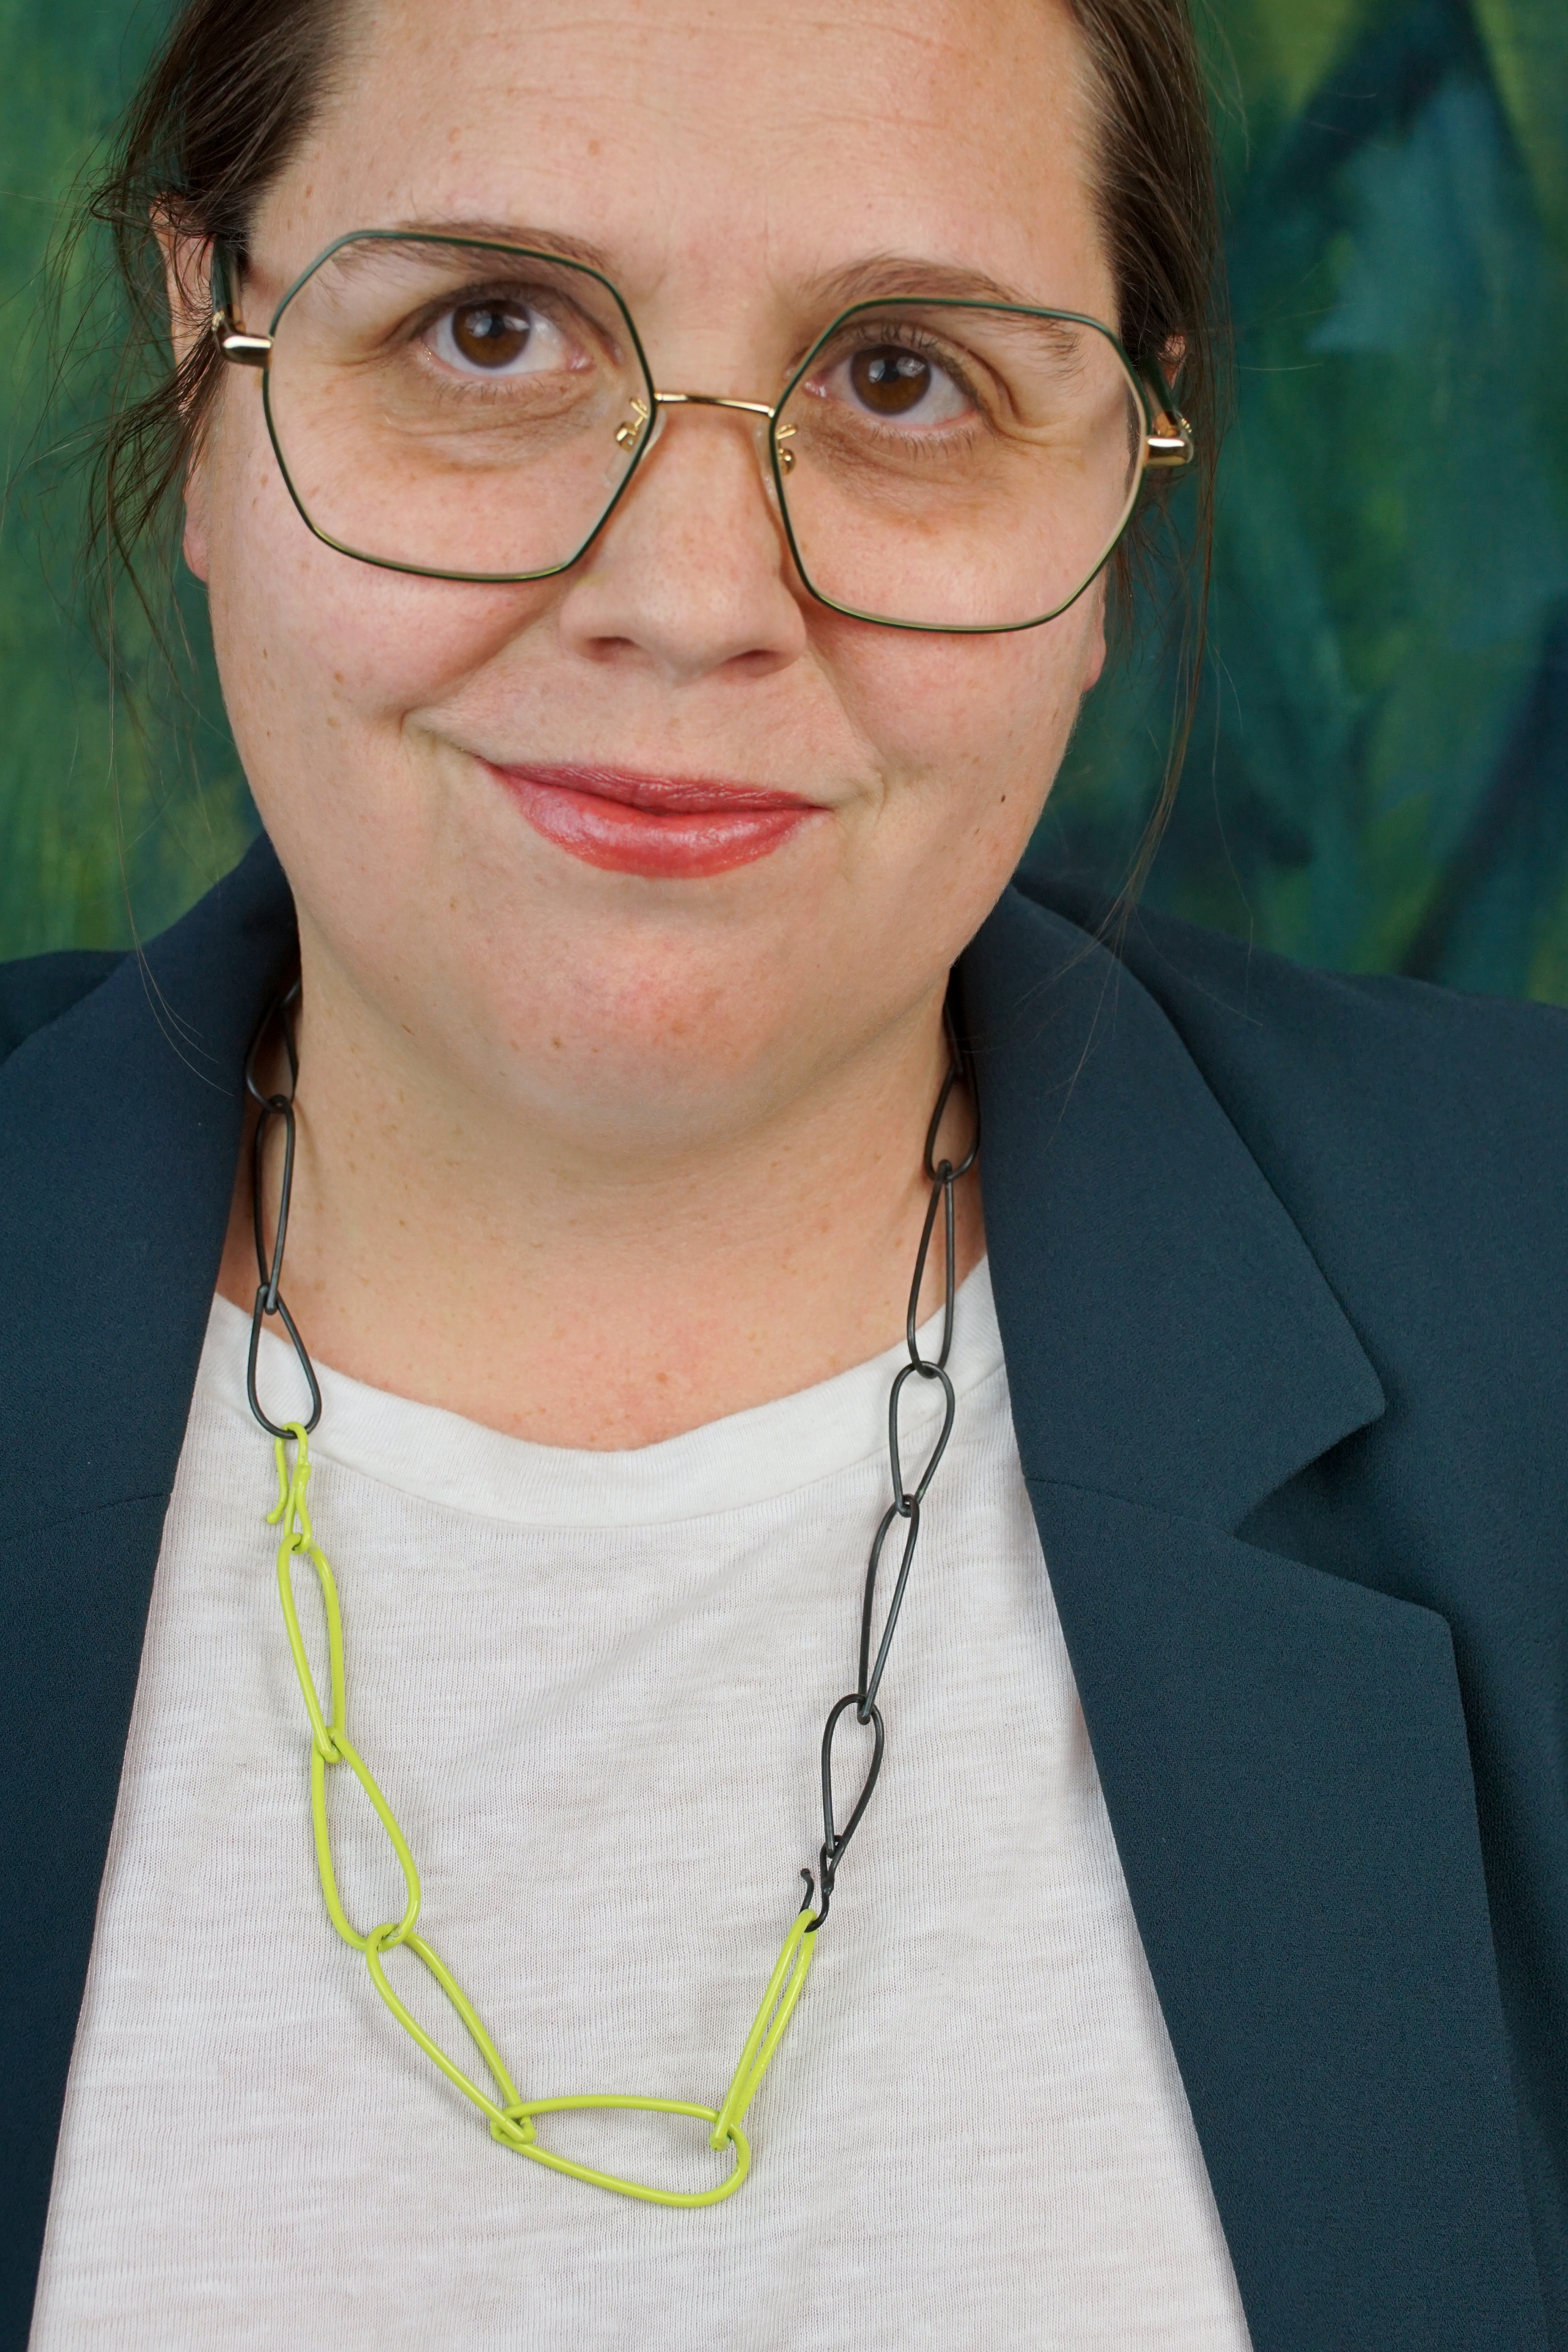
[{"left": 2, "top": 0, "right": 1563, "bottom": 2342}]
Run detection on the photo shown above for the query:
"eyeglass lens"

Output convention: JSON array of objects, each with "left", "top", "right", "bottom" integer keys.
[{"left": 262, "top": 236, "right": 1149, "bottom": 629}]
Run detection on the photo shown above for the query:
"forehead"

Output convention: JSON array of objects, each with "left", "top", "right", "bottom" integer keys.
[{"left": 264, "top": 0, "right": 1111, "bottom": 319}]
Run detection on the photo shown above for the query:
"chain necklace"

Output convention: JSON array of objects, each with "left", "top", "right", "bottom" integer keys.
[{"left": 245, "top": 984, "right": 979, "bottom": 2207}]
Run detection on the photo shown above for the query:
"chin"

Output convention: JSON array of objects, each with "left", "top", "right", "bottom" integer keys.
[{"left": 451, "top": 915, "right": 864, "bottom": 1136}]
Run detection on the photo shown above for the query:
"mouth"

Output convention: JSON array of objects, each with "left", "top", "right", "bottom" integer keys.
[{"left": 487, "top": 761, "right": 823, "bottom": 878}]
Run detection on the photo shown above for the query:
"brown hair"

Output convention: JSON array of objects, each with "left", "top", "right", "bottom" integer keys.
[
  {"left": 77, "top": 0, "right": 1223, "bottom": 836},
  {"left": 1068, "top": 0, "right": 1225, "bottom": 883},
  {"left": 78, "top": 0, "right": 349, "bottom": 607}
]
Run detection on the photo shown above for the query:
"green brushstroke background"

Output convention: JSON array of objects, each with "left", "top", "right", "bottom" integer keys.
[{"left": 3, "top": 0, "right": 1567, "bottom": 997}]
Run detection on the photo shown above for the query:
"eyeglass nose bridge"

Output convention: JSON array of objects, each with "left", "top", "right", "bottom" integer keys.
[
  {"left": 617, "top": 390, "right": 800, "bottom": 472},
  {"left": 656, "top": 392, "right": 776, "bottom": 418}
]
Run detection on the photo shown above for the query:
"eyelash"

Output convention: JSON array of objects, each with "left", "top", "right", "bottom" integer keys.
[
  {"left": 409, "top": 285, "right": 606, "bottom": 365},
  {"left": 837, "top": 318, "right": 974, "bottom": 379},
  {"left": 815, "top": 320, "right": 994, "bottom": 445}
]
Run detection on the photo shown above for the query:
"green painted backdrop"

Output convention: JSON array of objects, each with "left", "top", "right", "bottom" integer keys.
[{"left": 3, "top": 0, "right": 1566, "bottom": 997}]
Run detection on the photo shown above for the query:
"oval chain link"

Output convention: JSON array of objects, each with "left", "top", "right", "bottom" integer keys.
[
  {"left": 815, "top": 1005, "right": 977, "bottom": 1919},
  {"left": 248, "top": 987, "right": 976, "bottom": 2196}
]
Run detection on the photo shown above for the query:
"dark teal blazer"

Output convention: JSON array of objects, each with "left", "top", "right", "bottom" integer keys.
[{"left": 3, "top": 835, "right": 1565, "bottom": 2350}]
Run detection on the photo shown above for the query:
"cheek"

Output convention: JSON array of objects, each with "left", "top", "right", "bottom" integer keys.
[
  {"left": 200, "top": 396, "right": 551, "bottom": 798},
  {"left": 820, "top": 595, "right": 1103, "bottom": 834}
]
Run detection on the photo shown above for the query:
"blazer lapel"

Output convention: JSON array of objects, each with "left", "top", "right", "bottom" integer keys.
[
  {"left": 0, "top": 834, "right": 296, "bottom": 2339},
  {"left": 963, "top": 886, "right": 1547, "bottom": 2352},
  {"left": 0, "top": 853, "right": 1547, "bottom": 2350}
]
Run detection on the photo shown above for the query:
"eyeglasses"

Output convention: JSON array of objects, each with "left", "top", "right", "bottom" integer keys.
[{"left": 212, "top": 230, "right": 1192, "bottom": 635}]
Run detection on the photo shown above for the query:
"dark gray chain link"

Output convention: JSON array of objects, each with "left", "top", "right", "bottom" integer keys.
[
  {"left": 810, "top": 1013, "right": 978, "bottom": 1926},
  {"left": 245, "top": 980, "right": 321, "bottom": 1437},
  {"left": 245, "top": 988, "right": 978, "bottom": 1934}
]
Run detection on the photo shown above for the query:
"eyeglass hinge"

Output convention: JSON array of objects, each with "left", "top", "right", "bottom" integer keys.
[
  {"left": 211, "top": 311, "right": 273, "bottom": 366},
  {"left": 1145, "top": 413, "right": 1194, "bottom": 468}
]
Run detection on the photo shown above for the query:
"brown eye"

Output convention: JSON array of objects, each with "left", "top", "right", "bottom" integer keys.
[
  {"left": 448, "top": 302, "right": 532, "bottom": 369},
  {"left": 849, "top": 347, "right": 932, "bottom": 414}
]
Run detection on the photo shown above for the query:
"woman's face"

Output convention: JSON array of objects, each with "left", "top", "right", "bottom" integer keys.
[{"left": 185, "top": 0, "right": 1118, "bottom": 1150}]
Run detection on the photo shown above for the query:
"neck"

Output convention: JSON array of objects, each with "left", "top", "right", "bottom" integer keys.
[{"left": 218, "top": 936, "right": 984, "bottom": 1451}]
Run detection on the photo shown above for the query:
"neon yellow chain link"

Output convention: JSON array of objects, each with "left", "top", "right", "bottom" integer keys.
[{"left": 268, "top": 1422, "right": 816, "bottom": 2205}]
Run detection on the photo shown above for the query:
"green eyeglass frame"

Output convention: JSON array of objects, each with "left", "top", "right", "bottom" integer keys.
[{"left": 210, "top": 231, "right": 1193, "bottom": 635}]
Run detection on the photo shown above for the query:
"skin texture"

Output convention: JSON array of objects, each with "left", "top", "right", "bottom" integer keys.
[{"left": 186, "top": 0, "right": 1119, "bottom": 1446}]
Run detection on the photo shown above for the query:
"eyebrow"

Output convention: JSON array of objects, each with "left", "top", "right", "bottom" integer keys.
[
  {"left": 381, "top": 221, "right": 1045, "bottom": 313},
  {"left": 807, "top": 254, "right": 1046, "bottom": 311},
  {"left": 382, "top": 219, "right": 619, "bottom": 272}
]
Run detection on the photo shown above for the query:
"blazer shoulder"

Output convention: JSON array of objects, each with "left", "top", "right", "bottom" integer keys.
[
  {"left": 1011, "top": 873, "right": 1568, "bottom": 1141},
  {"left": 0, "top": 949, "right": 126, "bottom": 1066},
  {"left": 1001, "top": 875, "right": 1568, "bottom": 1431}
]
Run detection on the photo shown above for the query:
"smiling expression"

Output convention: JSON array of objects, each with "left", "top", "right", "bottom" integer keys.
[{"left": 183, "top": 0, "right": 1119, "bottom": 1147}]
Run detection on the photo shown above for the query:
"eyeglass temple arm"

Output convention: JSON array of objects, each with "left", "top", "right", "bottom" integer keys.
[
  {"left": 1141, "top": 354, "right": 1194, "bottom": 470},
  {"left": 210, "top": 241, "right": 272, "bottom": 366}
]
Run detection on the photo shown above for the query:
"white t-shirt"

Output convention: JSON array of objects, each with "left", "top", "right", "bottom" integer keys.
[{"left": 32, "top": 1263, "right": 1251, "bottom": 2351}]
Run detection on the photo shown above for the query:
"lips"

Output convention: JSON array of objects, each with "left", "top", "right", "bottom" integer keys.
[{"left": 488, "top": 761, "right": 821, "bottom": 879}]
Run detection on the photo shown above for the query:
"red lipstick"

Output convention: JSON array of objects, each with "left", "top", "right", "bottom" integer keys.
[{"left": 490, "top": 761, "right": 820, "bottom": 878}]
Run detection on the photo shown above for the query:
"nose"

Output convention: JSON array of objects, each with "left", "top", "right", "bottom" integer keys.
[{"left": 552, "top": 401, "right": 810, "bottom": 686}]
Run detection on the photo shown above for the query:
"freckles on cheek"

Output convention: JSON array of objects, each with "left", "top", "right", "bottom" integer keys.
[
  {"left": 210, "top": 441, "right": 554, "bottom": 735},
  {"left": 826, "top": 619, "right": 1084, "bottom": 791},
  {"left": 253, "top": 568, "right": 532, "bottom": 727}
]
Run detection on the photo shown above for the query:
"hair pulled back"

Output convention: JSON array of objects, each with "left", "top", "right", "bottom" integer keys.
[{"left": 80, "top": 0, "right": 1223, "bottom": 840}]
